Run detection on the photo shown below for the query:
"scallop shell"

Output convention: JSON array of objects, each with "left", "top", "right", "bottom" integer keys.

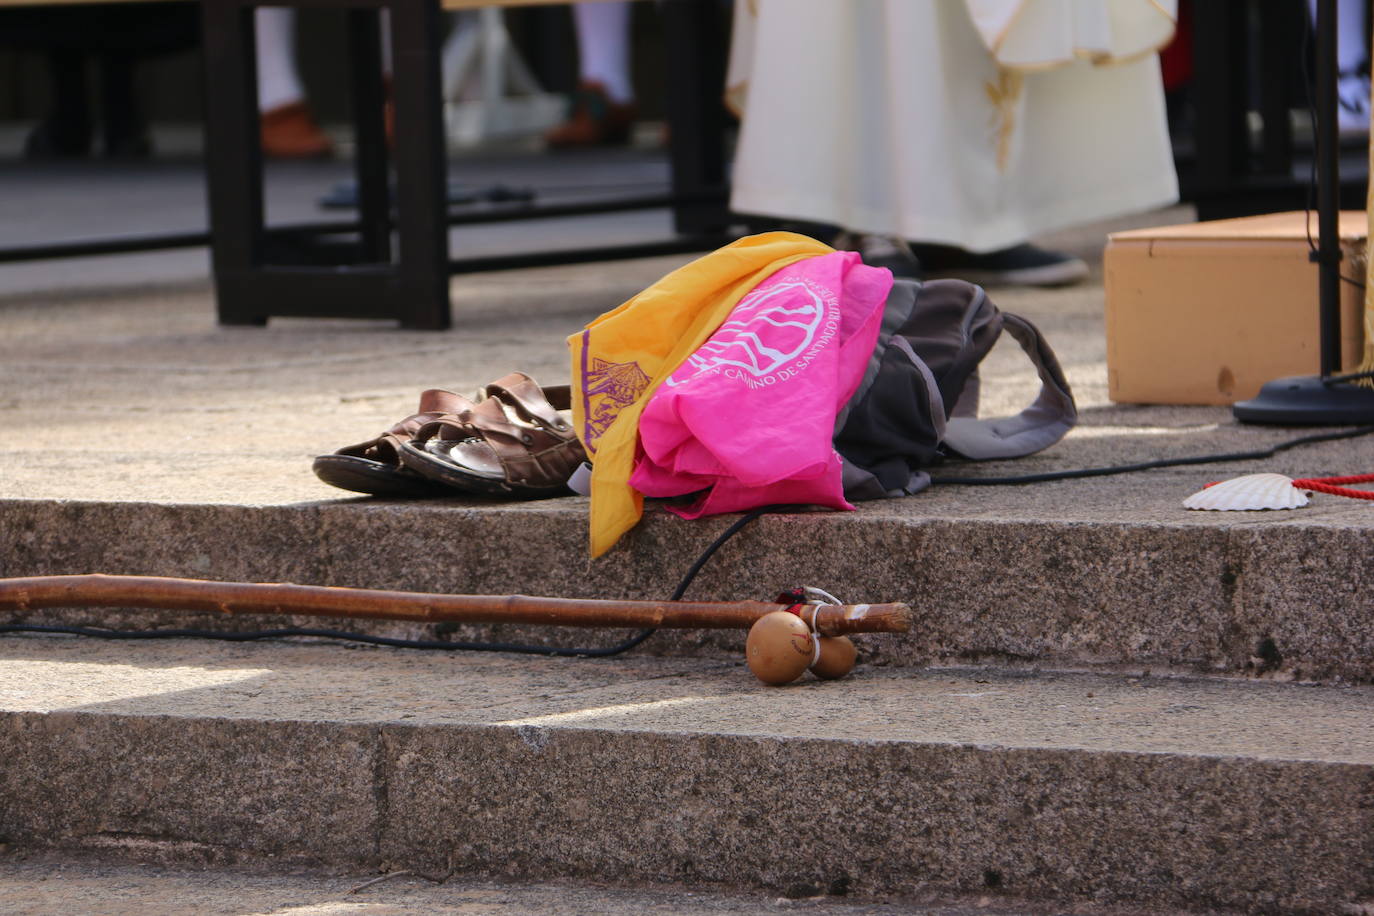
[{"left": 1182, "top": 473, "right": 1309, "bottom": 511}]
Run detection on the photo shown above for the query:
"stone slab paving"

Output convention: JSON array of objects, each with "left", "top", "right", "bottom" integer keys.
[
  {"left": 1, "top": 637, "right": 1371, "bottom": 913},
  {"left": 4, "top": 637, "right": 1372, "bottom": 757},
  {"left": 6, "top": 204, "right": 1325, "bottom": 512},
  {"left": 0, "top": 853, "right": 1192, "bottom": 916}
]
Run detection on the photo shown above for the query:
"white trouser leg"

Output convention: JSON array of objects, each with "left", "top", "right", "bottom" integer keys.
[
  {"left": 573, "top": 1, "right": 633, "bottom": 103},
  {"left": 256, "top": 7, "right": 307, "bottom": 112}
]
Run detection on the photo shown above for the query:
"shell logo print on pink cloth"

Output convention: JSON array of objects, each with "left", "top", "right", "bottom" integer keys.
[
  {"left": 666, "top": 278, "right": 832, "bottom": 387},
  {"left": 632, "top": 251, "right": 891, "bottom": 519}
]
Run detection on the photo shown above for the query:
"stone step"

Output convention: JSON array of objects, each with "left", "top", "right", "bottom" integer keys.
[
  {"left": 4, "top": 490, "right": 1374, "bottom": 681},
  {"left": 3, "top": 636, "right": 1371, "bottom": 914}
]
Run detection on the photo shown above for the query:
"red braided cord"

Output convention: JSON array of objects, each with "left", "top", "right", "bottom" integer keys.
[
  {"left": 1292, "top": 474, "right": 1374, "bottom": 500},
  {"left": 1295, "top": 473, "right": 1374, "bottom": 485}
]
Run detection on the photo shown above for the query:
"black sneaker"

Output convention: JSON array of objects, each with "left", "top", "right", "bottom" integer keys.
[
  {"left": 907, "top": 242, "right": 1089, "bottom": 287},
  {"left": 833, "top": 232, "right": 923, "bottom": 279}
]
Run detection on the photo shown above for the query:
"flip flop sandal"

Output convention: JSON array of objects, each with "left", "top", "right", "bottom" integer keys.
[
  {"left": 312, "top": 388, "right": 476, "bottom": 496},
  {"left": 398, "top": 372, "right": 585, "bottom": 499}
]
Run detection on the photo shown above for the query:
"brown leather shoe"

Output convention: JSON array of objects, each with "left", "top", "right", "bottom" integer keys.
[
  {"left": 545, "top": 81, "right": 637, "bottom": 148},
  {"left": 260, "top": 101, "right": 334, "bottom": 159},
  {"left": 312, "top": 388, "right": 476, "bottom": 497},
  {"left": 399, "top": 373, "right": 585, "bottom": 499}
]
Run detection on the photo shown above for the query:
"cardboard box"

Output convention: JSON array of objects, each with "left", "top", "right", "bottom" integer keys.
[{"left": 1104, "top": 211, "right": 1367, "bottom": 405}]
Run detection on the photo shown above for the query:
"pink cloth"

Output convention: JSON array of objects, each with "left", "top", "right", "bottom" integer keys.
[{"left": 630, "top": 251, "right": 891, "bottom": 518}]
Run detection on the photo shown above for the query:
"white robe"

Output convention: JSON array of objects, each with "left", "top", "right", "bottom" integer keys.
[{"left": 727, "top": 0, "right": 1180, "bottom": 253}]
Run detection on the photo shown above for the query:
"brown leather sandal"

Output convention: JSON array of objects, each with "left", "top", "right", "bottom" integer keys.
[
  {"left": 398, "top": 372, "right": 585, "bottom": 498},
  {"left": 312, "top": 388, "right": 475, "bottom": 496}
]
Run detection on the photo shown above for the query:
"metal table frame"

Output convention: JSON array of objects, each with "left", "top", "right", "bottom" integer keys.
[{"left": 201, "top": 0, "right": 733, "bottom": 329}]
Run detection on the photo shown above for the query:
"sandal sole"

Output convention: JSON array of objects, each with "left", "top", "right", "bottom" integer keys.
[
  {"left": 397, "top": 441, "right": 571, "bottom": 500},
  {"left": 312, "top": 454, "right": 458, "bottom": 498}
]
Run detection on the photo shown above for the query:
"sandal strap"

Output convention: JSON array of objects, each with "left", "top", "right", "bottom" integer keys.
[
  {"left": 468, "top": 416, "right": 584, "bottom": 490},
  {"left": 483, "top": 372, "right": 573, "bottom": 434},
  {"left": 410, "top": 396, "right": 511, "bottom": 446},
  {"left": 410, "top": 380, "right": 585, "bottom": 490},
  {"left": 337, "top": 389, "right": 476, "bottom": 462},
  {"left": 411, "top": 388, "right": 475, "bottom": 423},
  {"left": 411, "top": 403, "right": 549, "bottom": 451}
]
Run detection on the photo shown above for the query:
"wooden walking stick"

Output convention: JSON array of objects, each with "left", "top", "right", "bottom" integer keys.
[{"left": 0, "top": 574, "right": 909, "bottom": 635}]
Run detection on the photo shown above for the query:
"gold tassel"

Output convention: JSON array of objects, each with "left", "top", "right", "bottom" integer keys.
[{"left": 985, "top": 68, "right": 1024, "bottom": 174}]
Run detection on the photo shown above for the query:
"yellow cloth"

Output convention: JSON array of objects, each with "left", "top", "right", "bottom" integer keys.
[{"left": 569, "top": 231, "right": 834, "bottom": 557}]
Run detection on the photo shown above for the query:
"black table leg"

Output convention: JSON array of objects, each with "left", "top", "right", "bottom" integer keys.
[
  {"left": 662, "top": 0, "right": 731, "bottom": 236},
  {"left": 202, "top": 0, "right": 267, "bottom": 325},
  {"left": 1256, "top": 0, "right": 1300, "bottom": 177},
  {"left": 202, "top": 0, "right": 451, "bottom": 328},
  {"left": 348, "top": 6, "right": 392, "bottom": 265},
  {"left": 388, "top": 0, "right": 451, "bottom": 330}
]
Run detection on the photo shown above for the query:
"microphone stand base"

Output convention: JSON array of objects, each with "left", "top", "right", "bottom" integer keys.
[{"left": 1233, "top": 374, "right": 1374, "bottom": 425}]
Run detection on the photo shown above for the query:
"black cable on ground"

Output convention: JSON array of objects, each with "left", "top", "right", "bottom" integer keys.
[
  {"left": 930, "top": 424, "right": 1374, "bottom": 486},
  {"left": 0, "top": 508, "right": 773, "bottom": 658}
]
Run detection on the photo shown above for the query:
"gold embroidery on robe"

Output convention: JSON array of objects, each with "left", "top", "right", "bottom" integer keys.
[{"left": 984, "top": 67, "right": 1024, "bottom": 172}]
